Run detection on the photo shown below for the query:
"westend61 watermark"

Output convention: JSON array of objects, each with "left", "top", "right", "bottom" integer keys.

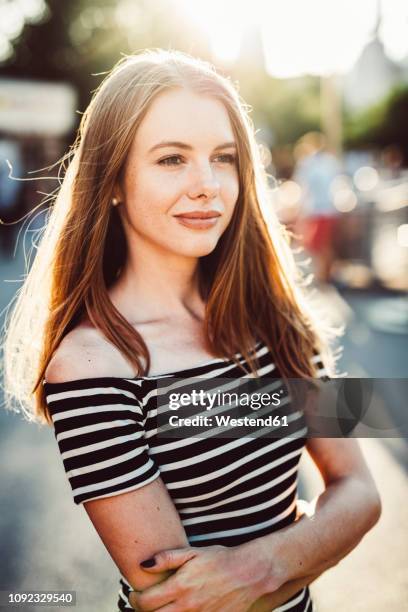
[{"left": 153, "top": 377, "right": 408, "bottom": 439}]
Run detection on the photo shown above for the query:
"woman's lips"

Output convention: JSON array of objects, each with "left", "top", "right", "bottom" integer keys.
[
  {"left": 174, "top": 213, "right": 221, "bottom": 230},
  {"left": 174, "top": 216, "right": 220, "bottom": 230}
]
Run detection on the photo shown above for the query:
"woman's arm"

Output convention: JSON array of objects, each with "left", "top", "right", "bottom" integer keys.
[
  {"left": 248, "top": 571, "right": 322, "bottom": 612},
  {"left": 247, "top": 504, "right": 367, "bottom": 611},
  {"left": 242, "top": 437, "right": 382, "bottom": 592},
  {"left": 131, "top": 438, "right": 381, "bottom": 611},
  {"left": 44, "top": 338, "right": 191, "bottom": 594},
  {"left": 84, "top": 476, "right": 190, "bottom": 592}
]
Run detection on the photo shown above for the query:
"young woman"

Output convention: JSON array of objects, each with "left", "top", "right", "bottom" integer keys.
[{"left": 3, "top": 49, "right": 381, "bottom": 611}]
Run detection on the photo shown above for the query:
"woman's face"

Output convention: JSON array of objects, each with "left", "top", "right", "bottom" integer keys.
[{"left": 117, "top": 88, "right": 240, "bottom": 259}]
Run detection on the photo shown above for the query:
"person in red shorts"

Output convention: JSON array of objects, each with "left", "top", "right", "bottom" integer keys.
[{"left": 294, "top": 132, "right": 342, "bottom": 284}]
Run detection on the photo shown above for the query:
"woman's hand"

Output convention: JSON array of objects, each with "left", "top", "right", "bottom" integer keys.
[{"left": 129, "top": 544, "right": 273, "bottom": 611}]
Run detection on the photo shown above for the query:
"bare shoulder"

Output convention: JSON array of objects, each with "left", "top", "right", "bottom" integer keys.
[{"left": 44, "top": 324, "right": 135, "bottom": 383}]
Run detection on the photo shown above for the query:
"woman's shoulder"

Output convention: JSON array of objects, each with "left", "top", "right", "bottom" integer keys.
[{"left": 44, "top": 324, "right": 135, "bottom": 384}]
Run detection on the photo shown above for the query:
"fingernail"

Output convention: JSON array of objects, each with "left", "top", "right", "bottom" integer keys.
[{"left": 140, "top": 557, "right": 156, "bottom": 567}]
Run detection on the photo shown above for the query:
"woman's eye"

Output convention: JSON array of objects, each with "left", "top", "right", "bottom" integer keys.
[
  {"left": 214, "top": 153, "right": 237, "bottom": 164},
  {"left": 157, "top": 153, "right": 237, "bottom": 167},
  {"left": 158, "top": 155, "right": 183, "bottom": 166}
]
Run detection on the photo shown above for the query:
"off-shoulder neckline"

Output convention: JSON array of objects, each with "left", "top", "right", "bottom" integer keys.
[{"left": 43, "top": 341, "right": 264, "bottom": 388}]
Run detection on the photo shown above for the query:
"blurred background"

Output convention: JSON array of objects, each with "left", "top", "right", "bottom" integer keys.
[{"left": 0, "top": 0, "right": 407, "bottom": 610}]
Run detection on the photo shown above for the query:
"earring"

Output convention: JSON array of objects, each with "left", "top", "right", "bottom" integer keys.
[{"left": 112, "top": 197, "right": 119, "bottom": 206}]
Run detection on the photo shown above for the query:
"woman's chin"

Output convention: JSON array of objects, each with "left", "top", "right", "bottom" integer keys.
[
  {"left": 173, "top": 237, "right": 220, "bottom": 258},
  {"left": 185, "top": 243, "right": 219, "bottom": 258}
]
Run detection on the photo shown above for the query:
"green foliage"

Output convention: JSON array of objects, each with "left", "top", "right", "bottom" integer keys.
[
  {"left": 229, "top": 68, "right": 321, "bottom": 146},
  {"left": 344, "top": 84, "right": 408, "bottom": 155},
  {"left": 2, "top": 0, "right": 211, "bottom": 113}
]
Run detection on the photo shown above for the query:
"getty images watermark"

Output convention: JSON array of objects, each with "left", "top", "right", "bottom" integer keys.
[
  {"left": 149, "top": 377, "right": 408, "bottom": 439},
  {"left": 167, "top": 387, "right": 286, "bottom": 429}
]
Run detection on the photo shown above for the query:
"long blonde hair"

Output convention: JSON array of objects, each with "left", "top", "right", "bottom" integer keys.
[{"left": 2, "top": 48, "right": 340, "bottom": 425}]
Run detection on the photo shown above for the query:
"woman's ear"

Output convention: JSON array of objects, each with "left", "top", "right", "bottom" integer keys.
[{"left": 112, "top": 183, "right": 125, "bottom": 206}]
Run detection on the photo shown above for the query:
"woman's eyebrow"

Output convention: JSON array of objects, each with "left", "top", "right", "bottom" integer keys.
[{"left": 148, "top": 141, "right": 237, "bottom": 153}]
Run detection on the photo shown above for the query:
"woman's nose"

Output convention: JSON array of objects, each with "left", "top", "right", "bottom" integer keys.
[{"left": 188, "top": 163, "right": 220, "bottom": 200}]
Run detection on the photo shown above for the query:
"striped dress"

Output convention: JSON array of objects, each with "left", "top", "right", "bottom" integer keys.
[{"left": 44, "top": 340, "right": 327, "bottom": 611}]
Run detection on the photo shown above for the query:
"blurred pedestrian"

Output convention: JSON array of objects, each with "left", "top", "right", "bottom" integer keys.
[{"left": 294, "top": 132, "right": 342, "bottom": 284}]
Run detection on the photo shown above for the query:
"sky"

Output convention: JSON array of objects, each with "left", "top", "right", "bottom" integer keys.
[
  {"left": 177, "top": 0, "right": 408, "bottom": 77},
  {"left": 1, "top": 0, "right": 408, "bottom": 77}
]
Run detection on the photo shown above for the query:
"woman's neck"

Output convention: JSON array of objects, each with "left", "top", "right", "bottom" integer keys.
[{"left": 109, "top": 250, "right": 205, "bottom": 324}]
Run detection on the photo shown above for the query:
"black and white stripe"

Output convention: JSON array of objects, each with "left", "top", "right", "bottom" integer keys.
[{"left": 44, "top": 342, "right": 326, "bottom": 611}]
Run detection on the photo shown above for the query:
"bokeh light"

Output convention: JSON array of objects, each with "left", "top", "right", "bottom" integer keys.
[
  {"left": 353, "top": 166, "right": 379, "bottom": 191},
  {"left": 0, "top": 0, "right": 47, "bottom": 61},
  {"left": 397, "top": 224, "right": 408, "bottom": 247},
  {"left": 277, "top": 180, "right": 302, "bottom": 207},
  {"left": 330, "top": 175, "right": 358, "bottom": 213}
]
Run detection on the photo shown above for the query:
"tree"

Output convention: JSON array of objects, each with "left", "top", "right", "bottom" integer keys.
[
  {"left": 344, "top": 84, "right": 408, "bottom": 163},
  {"left": 1, "top": 0, "right": 211, "bottom": 114}
]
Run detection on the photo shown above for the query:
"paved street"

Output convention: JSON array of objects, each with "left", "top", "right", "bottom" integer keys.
[
  {"left": 0, "top": 249, "right": 407, "bottom": 611},
  {"left": 299, "top": 285, "right": 408, "bottom": 611},
  {"left": 0, "top": 250, "right": 124, "bottom": 612}
]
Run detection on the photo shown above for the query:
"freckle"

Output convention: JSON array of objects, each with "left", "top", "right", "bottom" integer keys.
[
  {"left": 156, "top": 506, "right": 160, "bottom": 511},
  {"left": 134, "top": 539, "right": 138, "bottom": 543}
]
